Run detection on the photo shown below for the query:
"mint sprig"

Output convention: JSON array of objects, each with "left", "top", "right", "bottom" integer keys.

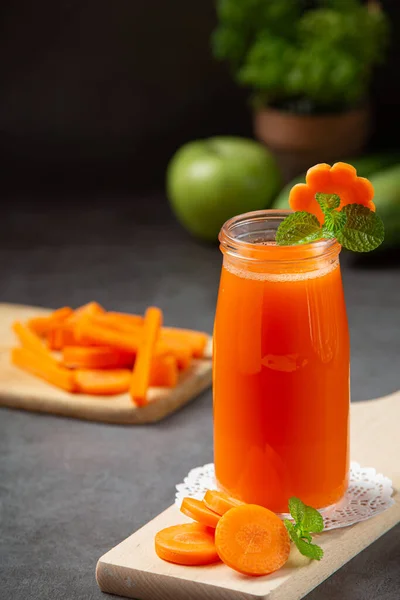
[
  {"left": 276, "top": 194, "right": 384, "bottom": 252},
  {"left": 336, "top": 204, "right": 385, "bottom": 252},
  {"left": 315, "top": 192, "right": 340, "bottom": 212},
  {"left": 275, "top": 212, "right": 323, "bottom": 246},
  {"left": 284, "top": 497, "right": 324, "bottom": 561}
]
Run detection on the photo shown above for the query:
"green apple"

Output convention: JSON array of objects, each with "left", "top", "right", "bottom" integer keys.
[{"left": 166, "top": 137, "right": 281, "bottom": 242}]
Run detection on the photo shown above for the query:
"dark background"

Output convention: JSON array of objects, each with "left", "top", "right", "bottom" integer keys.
[
  {"left": 0, "top": 0, "right": 399, "bottom": 192},
  {"left": 0, "top": 3, "right": 399, "bottom": 600}
]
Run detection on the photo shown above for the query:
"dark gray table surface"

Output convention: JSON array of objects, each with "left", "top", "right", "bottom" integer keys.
[{"left": 0, "top": 193, "right": 399, "bottom": 600}]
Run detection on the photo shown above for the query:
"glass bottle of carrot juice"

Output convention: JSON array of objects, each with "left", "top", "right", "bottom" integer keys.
[{"left": 213, "top": 210, "right": 350, "bottom": 513}]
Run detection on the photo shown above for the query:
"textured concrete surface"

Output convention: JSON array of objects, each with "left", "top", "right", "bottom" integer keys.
[{"left": 0, "top": 193, "right": 399, "bottom": 600}]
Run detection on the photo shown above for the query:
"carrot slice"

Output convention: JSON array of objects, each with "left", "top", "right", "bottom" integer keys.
[
  {"left": 12, "top": 321, "right": 59, "bottom": 364},
  {"left": 155, "top": 523, "right": 219, "bottom": 566},
  {"left": 289, "top": 162, "right": 376, "bottom": 223},
  {"left": 180, "top": 497, "right": 220, "bottom": 529},
  {"left": 150, "top": 355, "right": 178, "bottom": 388},
  {"left": 11, "top": 347, "right": 76, "bottom": 392},
  {"left": 74, "top": 369, "right": 131, "bottom": 395},
  {"left": 130, "top": 307, "right": 163, "bottom": 406},
  {"left": 215, "top": 504, "right": 291, "bottom": 576},
  {"left": 62, "top": 346, "right": 135, "bottom": 369},
  {"left": 203, "top": 490, "right": 244, "bottom": 516},
  {"left": 27, "top": 307, "right": 73, "bottom": 337}
]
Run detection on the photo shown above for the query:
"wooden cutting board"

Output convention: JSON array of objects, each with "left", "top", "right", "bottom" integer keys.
[
  {"left": 97, "top": 390, "right": 400, "bottom": 600},
  {"left": 0, "top": 303, "right": 212, "bottom": 424}
]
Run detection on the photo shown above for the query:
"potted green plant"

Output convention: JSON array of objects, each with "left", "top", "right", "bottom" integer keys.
[{"left": 212, "top": 0, "right": 390, "bottom": 179}]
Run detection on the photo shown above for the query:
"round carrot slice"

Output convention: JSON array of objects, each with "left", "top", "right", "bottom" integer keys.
[
  {"left": 155, "top": 523, "right": 219, "bottom": 566},
  {"left": 215, "top": 504, "right": 291, "bottom": 576},
  {"left": 203, "top": 490, "right": 244, "bottom": 516},
  {"left": 180, "top": 497, "right": 220, "bottom": 528}
]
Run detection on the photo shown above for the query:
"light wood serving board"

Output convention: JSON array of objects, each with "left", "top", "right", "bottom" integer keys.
[
  {"left": 97, "top": 390, "right": 400, "bottom": 600},
  {"left": 0, "top": 303, "right": 212, "bottom": 424}
]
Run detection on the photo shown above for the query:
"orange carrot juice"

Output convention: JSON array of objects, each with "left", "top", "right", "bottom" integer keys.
[{"left": 213, "top": 211, "right": 350, "bottom": 513}]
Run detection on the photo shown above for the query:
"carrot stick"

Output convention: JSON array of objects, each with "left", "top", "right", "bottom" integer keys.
[
  {"left": 11, "top": 347, "right": 76, "bottom": 392},
  {"left": 62, "top": 346, "right": 135, "bottom": 369},
  {"left": 203, "top": 491, "right": 244, "bottom": 516},
  {"left": 27, "top": 307, "right": 73, "bottom": 337},
  {"left": 47, "top": 325, "right": 80, "bottom": 350},
  {"left": 12, "top": 321, "right": 59, "bottom": 364},
  {"left": 150, "top": 355, "right": 178, "bottom": 388},
  {"left": 72, "top": 302, "right": 105, "bottom": 319},
  {"left": 130, "top": 307, "right": 163, "bottom": 406},
  {"left": 155, "top": 523, "right": 220, "bottom": 566},
  {"left": 75, "top": 313, "right": 191, "bottom": 370},
  {"left": 155, "top": 339, "right": 191, "bottom": 371},
  {"left": 74, "top": 318, "right": 140, "bottom": 353},
  {"left": 215, "top": 504, "right": 291, "bottom": 576},
  {"left": 88, "top": 313, "right": 205, "bottom": 360},
  {"left": 180, "top": 497, "right": 220, "bottom": 529},
  {"left": 91, "top": 312, "right": 143, "bottom": 329},
  {"left": 161, "top": 328, "right": 208, "bottom": 358},
  {"left": 73, "top": 369, "right": 131, "bottom": 395}
]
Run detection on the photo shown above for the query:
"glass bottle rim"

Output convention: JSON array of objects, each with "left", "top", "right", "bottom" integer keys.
[{"left": 219, "top": 209, "right": 341, "bottom": 265}]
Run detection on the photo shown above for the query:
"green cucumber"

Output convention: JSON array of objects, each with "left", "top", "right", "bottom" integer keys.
[{"left": 368, "top": 164, "right": 400, "bottom": 248}]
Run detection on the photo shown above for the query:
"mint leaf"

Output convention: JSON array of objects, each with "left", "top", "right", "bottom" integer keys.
[
  {"left": 288, "top": 496, "right": 305, "bottom": 526},
  {"left": 284, "top": 519, "right": 324, "bottom": 561},
  {"left": 284, "top": 519, "right": 297, "bottom": 538},
  {"left": 302, "top": 505, "right": 324, "bottom": 533},
  {"left": 315, "top": 192, "right": 341, "bottom": 212},
  {"left": 323, "top": 209, "right": 347, "bottom": 237},
  {"left": 336, "top": 204, "right": 385, "bottom": 252},
  {"left": 276, "top": 212, "right": 323, "bottom": 246},
  {"left": 295, "top": 538, "right": 324, "bottom": 561}
]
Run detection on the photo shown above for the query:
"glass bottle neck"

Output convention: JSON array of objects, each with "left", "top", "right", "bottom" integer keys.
[{"left": 219, "top": 210, "right": 341, "bottom": 276}]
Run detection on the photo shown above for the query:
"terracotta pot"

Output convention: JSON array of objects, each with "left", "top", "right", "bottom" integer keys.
[{"left": 254, "top": 106, "right": 370, "bottom": 182}]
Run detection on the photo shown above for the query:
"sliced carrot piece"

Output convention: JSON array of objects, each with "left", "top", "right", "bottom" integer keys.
[
  {"left": 75, "top": 313, "right": 191, "bottom": 371},
  {"left": 156, "top": 340, "right": 192, "bottom": 371},
  {"left": 74, "top": 368, "right": 131, "bottom": 395},
  {"left": 47, "top": 325, "right": 80, "bottom": 350},
  {"left": 74, "top": 317, "right": 140, "bottom": 353},
  {"left": 62, "top": 346, "right": 134, "bottom": 369},
  {"left": 11, "top": 347, "right": 76, "bottom": 392},
  {"left": 90, "top": 314, "right": 198, "bottom": 364},
  {"left": 155, "top": 523, "right": 219, "bottom": 566},
  {"left": 130, "top": 307, "right": 163, "bottom": 406},
  {"left": 12, "top": 321, "right": 59, "bottom": 364},
  {"left": 161, "top": 328, "right": 208, "bottom": 358},
  {"left": 108, "top": 311, "right": 143, "bottom": 325},
  {"left": 27, "top": 307, "right": 73, "bottom": 337},
  {"left": 150, "top": 355, "right": 178, "bottom": 388},
  {"left": 215, "top": 504, "right": 291, "bottom": 576},
  {"left": 180, "top": 497, "right": 220, "bottom": 529},
  {"left": 89, "top": 312, "right": 143, "bottom": 331},
  {"left": 72, "top": 302, "right": 105, "bottom": 319},
  {"left": 290, "top": 162, "right": 376, "bottom": 223},
  {"left": 203, "top": 490, "right": 244, "bottom": 516}
]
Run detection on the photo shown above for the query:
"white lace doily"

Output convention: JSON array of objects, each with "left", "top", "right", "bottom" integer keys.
[{"left": 175, "top": 462, "right": 394, "bottom": 531}]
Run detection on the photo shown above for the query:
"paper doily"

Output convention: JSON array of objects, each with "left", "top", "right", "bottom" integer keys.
[{"left": 175, "top": 462, "right": 394, "bottom": 531}]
